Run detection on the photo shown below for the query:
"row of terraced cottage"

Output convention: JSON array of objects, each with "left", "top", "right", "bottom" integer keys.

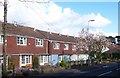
[{"left": 0, "top": 22, "right": 89, "bottom": 68}]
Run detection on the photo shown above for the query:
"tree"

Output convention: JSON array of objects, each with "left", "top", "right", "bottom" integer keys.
[
  {"left": 77, "top": 28, "right": 111, "bottom": 64},
  {"left": 102, "top": 52, "right": 109, "bottom": 59}
]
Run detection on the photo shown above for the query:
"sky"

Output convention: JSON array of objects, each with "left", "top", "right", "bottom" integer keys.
[{"left": 0, "top": 0, "right": 119, "bottom": 37}]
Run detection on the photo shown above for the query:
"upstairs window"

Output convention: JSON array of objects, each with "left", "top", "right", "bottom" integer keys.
[
  {"left": 53, "top": 42, "right": 60, "bottom": 49},
  {"left": 64, "top": 44, "right": 69, "bottom": 50},
  {"left": 17, "top": 37, "right": 27, "bottom": 45},
  {"left": 36, "top": 38, "right": 43, "bottom": 47}
]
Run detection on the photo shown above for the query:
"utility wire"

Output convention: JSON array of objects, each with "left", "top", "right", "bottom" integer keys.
[
  {"left": 19, "top": 0, "right": 58, "bottom": 32},
  {"left": 29, "top": 1, "right": 60, "bottom": 32},
  {"left": 18, "top": 0, "right": 54, "bottom": 29},
  {"left": 25, "top": 3, "right": 52, "bottom": 27}
]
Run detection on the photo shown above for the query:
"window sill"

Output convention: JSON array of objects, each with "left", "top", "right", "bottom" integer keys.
[
  {"left": 36, "top": 45, "right": 43, "bottom": 47},
  {"left": 17, "top": 44, "right": 27, "bottom": 46},
  {"left": 64, "top": 49, "right": 69, "bottom": 50},
  {"left": 54, "top": 48, "right": 59, "bottom": 50}
]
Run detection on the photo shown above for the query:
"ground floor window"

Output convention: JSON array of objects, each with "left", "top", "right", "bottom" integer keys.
[
  {"left": 40, "top": 55, "right": 48, "bottom": 65},
  {"left": 44, "top": 56, "right": 48, "bottom": 63},
  {"left": 20, "top": 55, "right": 32, "bottom": 66},
  {"left": 0, "top": 55, "right": 8, "bottom": 65},
  {"left": 63, "top": 55, "right": 71, "bottom": 62},
  {"left": 0, "top": 56, "right": 3, "bottom": 64},
  {"left": 58, "top": 55, "right": 63, "bottom": 62},
  {"left": 40, "top": 55, "right": 44, "bottom": 63},
  {"left": 21, "top": 55, "right": 25, "bottom": 64}
]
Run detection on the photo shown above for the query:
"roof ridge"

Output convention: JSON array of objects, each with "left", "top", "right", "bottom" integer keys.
[{"left": 0, "top": 22, "right": 77, "bottom": 42}]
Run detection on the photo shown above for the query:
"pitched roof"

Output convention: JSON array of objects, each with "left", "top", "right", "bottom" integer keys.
[
  {"left": 107, "top": 44, "right": 120, "bottom": 53},
  {"left": 0, "top": 22, "right": 76, "bottom": 43}
]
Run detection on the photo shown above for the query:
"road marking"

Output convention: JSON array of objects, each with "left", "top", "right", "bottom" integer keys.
[
  {"left": 98, "top": 71, "right": 112, "bottom": 77},
  {"left": 116, "top": 68, "right": 120, "bottom": 70},
  {"left": 103, "top": 65, "right": 109, "bottom": 68}
]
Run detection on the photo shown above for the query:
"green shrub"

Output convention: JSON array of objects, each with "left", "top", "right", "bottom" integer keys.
[
  {"left": 106, "top": 58, "right": 112, "bottom": 61},
  {"left": 6, "top": 70, "right": 13, "bottom": 76},
  {"left": 32, "top": 57, "right": 39, "bottom": 68},
  {"left": 60, "top": 60, "right": 69, "bottom": 69},
  {"left": 112, "top": 52, "right": 120, "bottom": 59},
  {"left": 21, "top": 65, "right": 29, "bottom": 68},
  {"left": 102, "top": 52, "right": 109, "bottom": 59},
  {"left": 60, "top": 60, "right": 66, "bottom": 67}
]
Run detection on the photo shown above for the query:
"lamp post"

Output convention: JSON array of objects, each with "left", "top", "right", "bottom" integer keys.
[
  {"left": 87, "top": 20, "right": 95, "bottom": 33},
  {"left": 87, "top": 19, "right": 95, "bottom": 65}
]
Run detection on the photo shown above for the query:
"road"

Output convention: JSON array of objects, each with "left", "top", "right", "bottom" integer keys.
[{"left": 25, "top": 62, "right": 120, "bottom": 78}]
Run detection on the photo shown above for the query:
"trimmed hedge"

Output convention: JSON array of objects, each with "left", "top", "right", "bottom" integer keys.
[{"left": 32, "top": 57, "right": 39, "bottom": 68}]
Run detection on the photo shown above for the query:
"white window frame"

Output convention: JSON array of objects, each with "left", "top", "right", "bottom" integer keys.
[
  {"left": 21, "top": 55, "right": 25, "bottom": 65},
  {"left": 53, "top": 42, "right": 60, "bottom": 49},
  {"left": 20, "top": 55, "right": 32, "bottom": 67},
  {"left": 35, "top": 38, "right": 44, "bottom": 47},
  {"left": 40, "top": 55, "right": 48, "bottom": 65},
  {"left": 44, "top": 56, "right": 48, "bottom": 63},
  {"left": 40, "top": 55, "right": 44, "bottom": 63},
  {"left": 64, "top": 44, "right": 69, "bottom": 50},
  {"left": 0, "top": 35, "right": 3, "bottom": 43},
  {"left": 17, "top": 37, "right": 27, "bottom": 46},
  {"left": 58, "top": 55, "right": 63, "bottom": 62},
  {"left": 72, "top": 45, "right": 76, "bottom": 51}
]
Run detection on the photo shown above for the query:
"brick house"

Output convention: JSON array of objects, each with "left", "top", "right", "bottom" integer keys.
[{"left": 0, "top": 22, "right": 88, "bottom": 68}]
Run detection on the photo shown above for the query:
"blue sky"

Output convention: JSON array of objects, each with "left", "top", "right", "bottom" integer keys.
[
  {"left": 0, "top": 0, "right": 119, "bottom": 37},
  {"left": 56, "top": 2, "right": 118, "bottom": 35}
]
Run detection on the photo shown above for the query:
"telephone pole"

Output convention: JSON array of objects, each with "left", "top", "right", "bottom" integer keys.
[{"left": 2, "top": 0, "right": 7, "bottom": 76}]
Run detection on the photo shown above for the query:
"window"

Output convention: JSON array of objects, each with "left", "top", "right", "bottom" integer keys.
[
  {"left": 64, "top": 44, "right": 69, "bottom": 50},
  {"left": 26, "top": 55, "right": 31, "bottom": 64},
  {"left": 53, "top": 42, "right": 60, "bottom": 49},
  {"left": 0, "top": 35, "right": 3, "bottom": 43},
  {"left": 72, "top": 45, "right": 76, "bottom": 51},
  {"left": 44, "top": 56, "right": 48, "bottom": 63},
  {"left": 58, "top": 56, "right": 63, "bottom": 62},
  {"left": 36, "top": 38, "right": 43, "bottom": 47},
  {"left": 63, "top": 55, "right": 70, "bottom": 62},
  {"left": 17, "top": 37, "right": 27, "bottom": 45},
  {"left": 21, "top": 55, "right": 25, "bottom": 64},
  {"left": 40, "top": 56, "right": 44, "bottom": 63},
  {"left": 20, "top": 55, "right": 31, "bottom": 66},
  {"left": 40, "top": 55, "right": 48, "bottom": 64}
]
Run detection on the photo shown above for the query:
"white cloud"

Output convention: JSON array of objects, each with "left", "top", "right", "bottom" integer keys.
[
  {"left": 103, "top": 32, "right": 118, "bottom": 37},
  {"left": 0, "top": 0, "right": 112, "bottom": 36},
  {"left": 89, "top": 28, "right": 118, "bottom": 37}
]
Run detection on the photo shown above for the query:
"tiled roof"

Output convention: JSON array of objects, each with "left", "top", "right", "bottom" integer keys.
[
  {"left": 0, "top": 22, "right": 76, "bottom": 43},
  {"left": 107, "top": 44, "right": 120, "bottom": 53}
]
